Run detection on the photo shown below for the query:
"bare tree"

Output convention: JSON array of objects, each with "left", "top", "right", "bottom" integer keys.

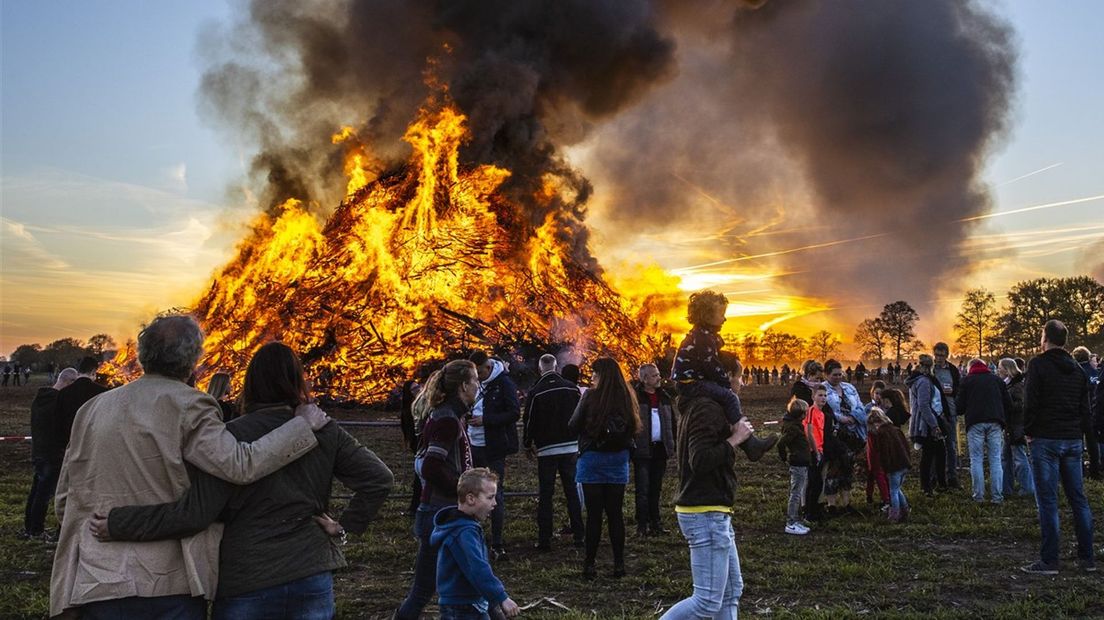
[
  {"left": 879, "top": 301, "right": 920, "bottom": 365},
  {"left": 761, "top": 330, "right": 805, "bottom": 364},
  {"left": 854, "top": 318, "right": 889, "bottom": 366},
  {"left": 806, "top": 330, "right": 842, "bottom": 361},
  {"left": 738, "top": 333, "right": 760, "bottom": 365},
  {"left": 954, "top": 288, "right": 998, "bottom": 359}
]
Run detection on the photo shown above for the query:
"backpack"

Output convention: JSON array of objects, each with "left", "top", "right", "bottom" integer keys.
[{"left": 592, "top": 413, "right": 633, "bottom": 452}]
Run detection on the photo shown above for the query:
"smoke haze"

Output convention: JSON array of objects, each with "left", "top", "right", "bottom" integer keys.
[{"left": 198, "top": 0, "right": 1017, "bottom": 322}]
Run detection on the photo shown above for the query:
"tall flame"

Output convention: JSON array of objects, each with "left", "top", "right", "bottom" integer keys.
[{"left": 105, "top": 100, "right": 676, "bottom": 398}]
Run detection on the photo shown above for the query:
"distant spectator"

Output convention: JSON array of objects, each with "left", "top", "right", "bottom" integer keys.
[
  {"left": 1021, "top": 320, "right": 1096, "bottom": 575},
  {"left": 632, "top": 363, "right": 676, "bottom": 537},
  {"left": 205, "top": 372, "right": 238, "bottom": 422},
  {"left": 523, "top": 353, "right": 584, "bottom": 550},
  {"left": 21, "top": 367, "right": 78, "bottom": 541},
  {"left": 956, "top": 359, "right": 1011, "bottom": 504},
  {"left": 932, "top": 343, "right": 962, "bottom": 489},
  {"left": 998, "top": 358, "right": 1034, "bottom": 498},
  {"left": 907, "top": 355, "right": 947, "bottom": 497},
  {"left": 569, "top": 357, "right": 640, "bottom": 578}
]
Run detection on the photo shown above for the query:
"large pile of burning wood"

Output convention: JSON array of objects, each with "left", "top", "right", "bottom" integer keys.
[{"left": 105, "top": 100, "right": 678, "bottom": 400}]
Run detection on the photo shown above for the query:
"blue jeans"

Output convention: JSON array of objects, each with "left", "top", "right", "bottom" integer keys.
[
  {"left": 1002, "top": 441, "right": 1035, "bottom": 498},
  {"left": 887, "top": 469, "right": 909, "bottom": 511},
  {"left": 661, "top": 512, "right": 742, "bottom": 620},
  {"left": 967, "top": 423, "right": 1004, "bottom": 502},
  {"left": 213, "top": 571, "right": 333, "bottom": 620},
  {"left": 396, "top": 503, "right": 444, "bottom": 620},
  {"left": 1030, "top": 438, "right": 1095, "bottom": 566},
  {"left": 439, "top": 604, "right": 491, "bottom": 620},
  {"left": 83, "top": 594, "right": 205, "bottom": 620},
  {"left": 944, "top": 414, "right": 960, "bottom": 484}
]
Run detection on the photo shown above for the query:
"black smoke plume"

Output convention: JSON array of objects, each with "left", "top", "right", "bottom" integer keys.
[{"left": 197, "top": 0, "right": 674, "bottom": 269}]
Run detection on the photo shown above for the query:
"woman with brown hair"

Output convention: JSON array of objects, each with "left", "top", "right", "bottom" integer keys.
[
  {"left": 568, "top": 357, "right": 641, "bottom": 578},
  {"left": 91, "top": 342, "right": 394, "bottom": 619}
]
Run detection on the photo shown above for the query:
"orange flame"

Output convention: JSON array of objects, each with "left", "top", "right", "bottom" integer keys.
[{"left": 105, "top": 99, "right": 680, "bottom": 398}]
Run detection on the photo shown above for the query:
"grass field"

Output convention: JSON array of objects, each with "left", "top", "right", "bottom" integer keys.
[{"left": 1, "top": 377, "right": 1102, "bottom": 618}]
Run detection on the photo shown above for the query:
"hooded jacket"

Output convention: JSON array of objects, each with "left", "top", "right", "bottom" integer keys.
[
  {"left": 906, "top": 371, "right": 942, "bottom": 440},
  {"left": 956, "top": 362, "right": 1011, "bottom": 429},
  {"left": 430, "top": 506, "right": 508, "bottom": 609},
  {"left": 522, "top": 371, "right": 580, "bottom": 457},
  {"left": 1025, "top": 348, "right": 1092, "bottom": 440},
  {"left": 475, "top": 360, "right": 520, "bottom": 461},
  {"left": 777, "top": 408, "right": 811, "bottom": 466}
]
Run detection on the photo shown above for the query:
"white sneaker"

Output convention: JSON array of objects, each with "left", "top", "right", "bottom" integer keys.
[{"left": 784, "top": 523, "right": 810, "bottom": 535}]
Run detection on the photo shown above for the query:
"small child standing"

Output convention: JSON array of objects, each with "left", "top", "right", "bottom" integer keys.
[
  {"left": 868, "top": 408, "right": 912, "bottom": 523},
  {"left": 778, "top": 398, "right": 812, "bottom": 535},
  {"left": 672, "top": 290, "right": 777, "bottom": 460},
  {"left": 432, "top": 468, "right": 521, "bottom": 620},
  {"left": 803, "top": 385, "right": 830, "bottom": 522}
]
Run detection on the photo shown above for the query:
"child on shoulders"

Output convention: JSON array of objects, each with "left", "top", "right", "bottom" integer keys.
[{"left": 672, "top": 290, "right": 777, "bottom": 461}]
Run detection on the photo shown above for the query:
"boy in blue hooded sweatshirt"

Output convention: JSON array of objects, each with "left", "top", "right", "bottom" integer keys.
[{"left": 432, "top": 468, "right": 521, "bottom": 620}]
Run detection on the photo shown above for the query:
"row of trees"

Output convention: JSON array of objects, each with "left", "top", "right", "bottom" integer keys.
[
  {"left": 953, "top": 276, "right": 1104, "bottom": 358},
  {"left": 735, "top": 328, "right": 843, "bottom": 366},
  {"left": 6, "top": 334, "right": 117, "bottom": 370}
]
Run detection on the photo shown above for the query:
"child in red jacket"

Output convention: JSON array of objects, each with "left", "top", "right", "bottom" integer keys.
[{"left": 868, "top": 408, "right": 912, "bottom": 523}]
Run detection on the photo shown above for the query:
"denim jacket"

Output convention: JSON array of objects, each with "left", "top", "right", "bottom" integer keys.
[{"left": 823, "top": 381, "right": 868, "bottom": 440}]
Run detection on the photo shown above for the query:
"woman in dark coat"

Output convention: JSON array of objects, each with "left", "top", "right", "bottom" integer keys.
[{"left": 92, "top": 343, "right": 394, "bottom": 619}]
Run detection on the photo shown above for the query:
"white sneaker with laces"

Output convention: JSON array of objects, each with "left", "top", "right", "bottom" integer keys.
[{"left": 784, "top": 523, "right": 809, "bottom": 535}]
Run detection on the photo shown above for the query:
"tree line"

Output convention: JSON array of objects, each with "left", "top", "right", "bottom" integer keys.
[
  {"left": 952, "top": 276, "right": 1103, "bottom": 359},
  {"left": 5, "top": 334, "right": 117, "bottom": 371}
]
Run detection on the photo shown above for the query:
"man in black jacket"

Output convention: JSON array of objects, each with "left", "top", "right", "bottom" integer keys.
[
  {"left": 523, "top": 354, "right": 583, "bottom": 550},
  {"left": 21, "top": 368, "right": 78, "bottom": 540},
  {"left": 956, "top": 359, "right": 1011, "bottom": 504},
  {"left": 468, "top": 351, "right": 520, "bottom": 559},
  {"left": 1021, "top": 320, "right": 1096, "bottom": 575},
  {"left": 54, "top": 356, "right": 110, "bottom": 456},
  {"left": 633, "top": 363, "right": 676, "bottom": 536}
]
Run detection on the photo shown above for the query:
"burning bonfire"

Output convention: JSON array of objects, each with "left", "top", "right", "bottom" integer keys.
[{"left": 106, "top": 98, "right": 679, "bottom": 400}]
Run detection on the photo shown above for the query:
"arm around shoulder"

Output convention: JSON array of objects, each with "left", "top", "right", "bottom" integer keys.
[{"left": 182, "top": 395, "right": 318, "bottom": 484}]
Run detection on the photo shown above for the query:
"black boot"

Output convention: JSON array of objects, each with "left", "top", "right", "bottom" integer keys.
[{"left": 739, "top": 433, "right": 779, "bottom": 462}]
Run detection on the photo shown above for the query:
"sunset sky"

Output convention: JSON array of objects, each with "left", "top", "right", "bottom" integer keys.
[{"left": 2, "top": 1, "right": 1102, "bottom": 358}]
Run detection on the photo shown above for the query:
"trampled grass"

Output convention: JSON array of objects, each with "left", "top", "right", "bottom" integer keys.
[{"left": 1, "top": 380, "right": 1101, "bottom": 618}]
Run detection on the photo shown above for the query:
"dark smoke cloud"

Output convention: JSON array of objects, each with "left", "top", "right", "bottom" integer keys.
[
  {"left": 199, "top": 0, "right": 1017, "bottom": 318},
  {"left": 585, "top": 0, "right": 1016, "bottom": 315},
  {"left": 197, "top": 0, "right": 675, "bottom": 269}
]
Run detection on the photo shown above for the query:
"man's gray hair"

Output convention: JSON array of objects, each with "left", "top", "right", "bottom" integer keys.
[
  {"left": 138, "top": 315, "right": 204, "bottom": 380},
  {"left": 538, "top": 354, "right": 557, "bottom": 373},
  {"left": 638, "top": 362, "right": 658, "bottom": 375}
]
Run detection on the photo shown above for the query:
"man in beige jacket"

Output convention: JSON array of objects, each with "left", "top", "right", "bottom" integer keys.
[{"left": 49, "top": 315, "right": 329, "bottom": 619}]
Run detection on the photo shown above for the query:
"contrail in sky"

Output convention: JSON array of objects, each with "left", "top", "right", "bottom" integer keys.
[
  {"left": 997, "top": 162, "right": 1063, "bottom": 186},
  {"left": 673, "top": 233, "right": 888, "bottom": 272},
  {"left": 958, "top": 194, "right": 1104, "bottom": 222}
]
